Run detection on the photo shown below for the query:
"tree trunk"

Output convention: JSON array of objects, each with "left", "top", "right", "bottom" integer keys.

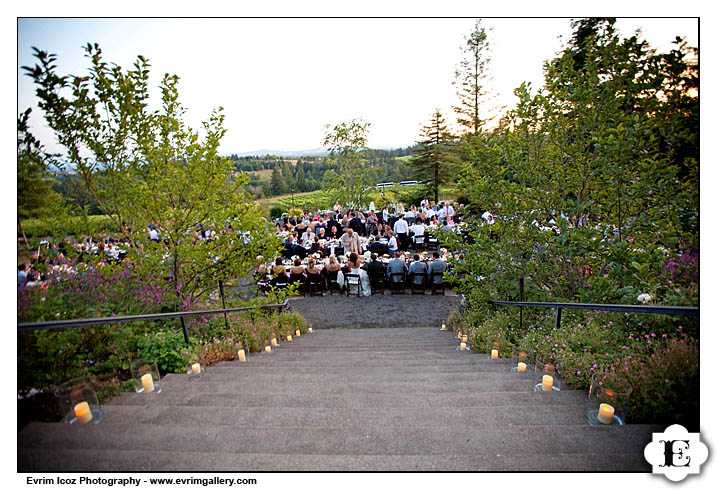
[{"left": 18, "top": 218, "right": 30, "bottom": 249}]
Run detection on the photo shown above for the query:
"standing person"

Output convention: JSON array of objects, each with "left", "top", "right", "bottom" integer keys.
[
  {"left": 18, "top": 264, "right": 27, "bottom": 287},
  {"left": 349, "top": 212, "right": 364, "bottom": 236},
  {"left": 382, "top": 206, "right": 390, "bottom": 225},
  {"left": 393, "top": 213, "right": 409, "bottom": 251},
  {"left": 340, "top": 227, "right": 361, "bottom": 255}
]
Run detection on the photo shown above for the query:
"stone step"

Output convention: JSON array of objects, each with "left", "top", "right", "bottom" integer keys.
[
  {"left": 160, "top": 370, "right": 535, "bottom": 386},
  {"left": 152, "top": 379, "right": 539, "bottom": 394},
  {"left": 94, "top": 404, "right": 591, "bottom": 428},
  {"left": 103, "top": 389, "right": 588, "bottom": 409},
  {"left": 202, "top": 362, "right": 522, "bottom": 373},
  {"left": 18, "top": 448, "right": 652, "bottom": 472},
  {"left": 210, "top": 358, "right": 514, "bottom": 368},
  {"left": 230, "top": 350, "right": 505, "bottom": 361},
  {"left": 18, "top": 422, "right": 661, "bottom": 460}
]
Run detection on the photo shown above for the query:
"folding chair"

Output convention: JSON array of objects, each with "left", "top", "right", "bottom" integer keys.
[
  {"left": 426, "top": 235, "right": 439, "bottom": 251},
  {"left": 430, "top": 271, "right": 445, "bottom": 295},
  {"left": 369, "top": 270, "right": 385, "bottom": 295},
  {"left": 410, "top": 272, "right": 426, "bottom": 295},
  {"left": 344, "top": 273, "right": 362, "bottom": 297},
  {"left": 390, "top": 272, "right": 405, "bottom": 295},
  {"left": 327, "top": 270, "right": 342, "bottom": 295},
  {"left": 413, "top": 235, "right": 425, "bottom": 251},
  {"left": 307, "top": 273, "right": 324, "bottom": 297}
]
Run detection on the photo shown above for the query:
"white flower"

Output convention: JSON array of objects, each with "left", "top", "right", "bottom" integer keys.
[{"left": 637, "top": 293, "right": 653, "bottom": 304}]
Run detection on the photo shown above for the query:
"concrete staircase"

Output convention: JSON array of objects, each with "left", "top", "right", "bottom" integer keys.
[{"left": 18, "top": 327, "right": 658, "bottom": 471}]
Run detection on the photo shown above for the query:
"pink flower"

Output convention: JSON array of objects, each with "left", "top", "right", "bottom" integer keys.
[{"left": 665, "top": 379, "right": 670, "bottom": 384}]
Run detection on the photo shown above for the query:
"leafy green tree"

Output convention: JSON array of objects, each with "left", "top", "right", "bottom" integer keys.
[
  {"left": 270, "top": 166, "right": 285, "bottom": 196},
  {"left": 321, "top": 118, "right": 372, "bottom": 207},
  {"left": 23, "top": 44, "right": 280, "bottom": 307},
  {"left": 17, "top": 108, "right": 64, "bottom": 247},
  {"left": 453, "top": 19, "right": 698, "bottom": 308},
  {"left": 409, "top": 109, "right": 460, "bottom": 203},
  {"left": 453, "top": 19, "right": 494, "bottom": 135}
]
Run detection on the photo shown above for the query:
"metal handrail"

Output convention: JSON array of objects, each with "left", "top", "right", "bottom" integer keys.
[
  {"left": 489, "top": 300, "right": 698, "bottom": 331},
  {"left": 489, "top": 300, "right": 698, "bottom": 316},
  {"left": 17, "top": 299, "right": 290, "bottom": 344}
]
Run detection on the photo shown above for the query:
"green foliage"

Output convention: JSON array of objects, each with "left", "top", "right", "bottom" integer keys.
[
  {"left": 409, "top": 109, "right": 460, "bottom": 203},
  {"left": 321, "top": 118, "right": 374, "bottom": 207},
  {"left": 269, "top": 206, "right": 287, "bottom": 220},
  {"left": 21, "top": 214, "right": 119, "bottom": 239},
  {"left": 135, "top": 328, "right": 191, "bottom": 374},
  {"left": 24, "top": 44, "right": 282, "bottom": 306}
]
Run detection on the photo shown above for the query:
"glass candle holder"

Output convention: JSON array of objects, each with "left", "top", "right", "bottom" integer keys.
[
  {"left": 263, "top": 339, "right": 274, "bottom": 353},
  {"left": 185, "top": 352, "right": 205, "bottom": 380},
  {"left": 271, "top": 332, "right": 280, "bottom": 348},
  {"left": 295, "top": 328, "right": 301, "bottom": 337},
  {"left": 307, "top": 324, "right": 313, "bottom": 333},
  {"left": 534, "top": 355, "right": 561, "bottom": 392},
  {"left": 440, "top": 321, "right": 447, "bottom": 331},
  {"left": 487, "top": 340, "right": 510, "bottom": 360},
  {"left": 285, "top": 330, "right": 293, "bottom": 342},
  {"left": 456, "top": 332, "right": 470, "bottom": 351},
  {"left": 586, "top": 373, "right": 632, "bottom": 426},
  {"left": 235, "top": 340, "right": 249, "bottom": 362},
  {"left": 54, "top": 376, "right": 103, "bottom": 424},
  {"left": 131, "top": 360, "right": 162, "bottom": 394},
  {"left": 511, "top": 346, "right": 534, "bottom": 375}
]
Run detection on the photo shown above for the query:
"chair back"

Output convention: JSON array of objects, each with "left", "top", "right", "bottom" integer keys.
[
  {"left": 430, "top": 271, "right": 445, "bottom": 295},
  {"left": 411, "top": 272, "right": 426, "bottom": 295},
  {"left": 390, "top": 272, "right": 405, "bottom": 295},
  {"left": 344, "top": 273, "right": 361, "bottom": 297}
]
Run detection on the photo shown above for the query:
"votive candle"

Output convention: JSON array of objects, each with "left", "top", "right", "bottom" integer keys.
[
  {"left": 462, "top": 335, "right": 468, "bottom": 343},
  {"left": 271, "top": 337, "right": 278, "bottom": 347},
  {"left": 441, "top": 323, "right": 446, "bottom": 331},
  {"left": 491, "top": 349, "right": 499, "bottom": 359},
  {"left": 308, "top": 327, "right": 313, "bottom": 333},
  {"left": 73, "top": 401, "right": 92, "bottom": 424},
  {"left": 237, "top": 349, "right": 246, "bottom": 362},
  {"left": 191, "top": 363, "right": 201, "bottom": 374},
  {"left": 541, "top": 375, "right": 553, "bottom": 392},
  {"left": 460, "top": 342, "right": 467, "bottom": 351},
  {"left": 295, "top": 329, "right": 301, "bottom": 337},
  {"left": 287, "top": 335, "right": 292, "bottom": 342},
  {"left": 264, "top": 345, "right": 272, "bottom": 353},
  {"left": 141, "top": 373, "right": 155, "bottom": 393},
  {"left": 597, "top": 403, "right": 615, "bottom": 424},
  {"left": 517, "top": 362, "right": 527, "bottom": 372}
]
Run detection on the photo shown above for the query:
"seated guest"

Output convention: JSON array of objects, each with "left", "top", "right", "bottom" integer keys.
[
  {"left": 301, "top": 227, "right": 315, "bottom": 244},
  {"left": 386, "top": 251, "right": 407, "bottom": 281},
  {"left": 367, "top": 253, "right": 385, "bottom": 288},
  {"left": 411, "top": 218, "right": 426, "bottom": 247},
  {"left": 273, "top": 257, "right": 287, "bottom": 277},
  {"left": 440, "top": 219, "right": 454, "bottom": 233},
  {"left": 349, "top": 212, "right": 364, "bottom": 236},
  {"left": 408, "top": 253, "right": 427, "bottom": 285},
  {"left": 329, "top": 225, "right": 340, "bottom": 239},
  {"left": 427, "top": 251, "right": 448, "bottom": 284},
  {"left": 387, "top": 230, "right": 399, "bottom": 253},
  {"left": 310, "top": 235, "right": 324, "bottom": 256},
  {"left": 306, "top": 258, "right": 322, "bottom": 276},
  {"left": 289, "top": 257, "right": 306, "bottom": 276},
  {"left": 317, "top": 227, "right": 327, "bottom": 240}
]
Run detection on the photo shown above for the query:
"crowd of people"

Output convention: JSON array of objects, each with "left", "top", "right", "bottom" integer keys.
[{"left": 258, "top": 198, "right": 467, "bottom": 296}]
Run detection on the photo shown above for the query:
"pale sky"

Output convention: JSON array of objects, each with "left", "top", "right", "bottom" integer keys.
[{"left": 17, "top": 17, "right": 698, "bottom": 155}]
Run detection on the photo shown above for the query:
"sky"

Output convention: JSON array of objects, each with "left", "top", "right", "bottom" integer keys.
[{"left": 17, "top": 17, "right": 698, "bottom": 155}]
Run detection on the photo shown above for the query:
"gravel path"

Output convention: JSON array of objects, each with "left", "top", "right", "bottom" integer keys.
[{"left": 288, "top": 292, "right": 463, "bottom": 329}]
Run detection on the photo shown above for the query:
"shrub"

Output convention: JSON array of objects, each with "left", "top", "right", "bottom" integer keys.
[{"left": 135, "top": 327, "right": 191, "bottom": 374}]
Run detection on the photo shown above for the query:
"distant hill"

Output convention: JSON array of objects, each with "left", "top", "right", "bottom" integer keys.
[{"left": 225, "top": 146, "right": 412, "bottom": 158}]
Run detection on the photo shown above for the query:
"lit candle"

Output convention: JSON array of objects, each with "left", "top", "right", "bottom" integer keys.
[
  {"left": 462, "top": 335, "right": 468, "bottom": 343},
  {"left": 457, "top": 331, "right": 462, "bottom": 340},
  {"left": 308, "top": 327, "right": 313, "bottom": 333},
  {"left": 287, "top": 335, "right": 292, "bottom": 342},
  {"left": 597, "top": 403, "right": 615, "bottom": 424},
  {"left": 264, "top": 345, "right": 271, "bottom": 353},
  {"left": 271, "top": 337, "right": 278, "bottom": 347},
  {"left": 441, "top": 323, "right": 446, "bottom": 331},
  {"left": 191, "top": 363, "right": 201, "bottom": 374},
  {"left": 73, "top": 401, "right": 92, "bottom": 424},
  {"left": 460, "top": 342, "right": 467, "bottom": 350},
  {"left": 237, "top": 349, "right": 246, "bottom": 362},
  {"left": 295, "top": 329, "right": 301, "bottom": 337},
  {"left": 517, "top": 362, "right": 527, "bottom": 372},
  {"left": 541, "top": 375, "right": 553, "bottom": 392},
  {"left": 491, "top": 349, "right": 499, "bottom": 359},
  {"left": 141, "top": 373, "right": 155, "bottom": 393}
]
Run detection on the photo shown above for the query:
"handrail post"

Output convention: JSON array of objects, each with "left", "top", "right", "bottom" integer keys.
[
  {"left": 554, "top": 307, "right": 562, "bottom": 331},
  {"left": 218, "top": 279, "right": 230, "bottom": 331},
  {"left": 519, "top": 277, "right": 524, "bottom": 330},
  {"left": 180, "top": 316, "right": 190, "bottom": 346}
]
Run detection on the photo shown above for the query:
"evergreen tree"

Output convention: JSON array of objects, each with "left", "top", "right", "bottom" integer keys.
[
  {"left": 409, "top": 109, "right": 459, "bottom": 203},
  {"left": 453, "top": 19, "right": 494, "bottom": 135}
]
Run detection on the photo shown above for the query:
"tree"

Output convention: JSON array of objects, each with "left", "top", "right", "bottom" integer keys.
[
  {"left": 453, "top": 19, "right": 494, "bottom": 135},
  {"left": 409, "top": 109, "right": 460, "bottom": 203},
  {"left": 452, "top": 19, "right": 698, "bottom": 308},
  {"left": 321, "top": 118, "right": 372, "bottom": 207},
  {"left": 17, "top": 108, "right": 64, "bottom": 247},
  {"left": 270, "top": 166, "right": 285, "bottom": 196},
  {"left": 24, "top": 44, "right": 280, "bottom": 308}
]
